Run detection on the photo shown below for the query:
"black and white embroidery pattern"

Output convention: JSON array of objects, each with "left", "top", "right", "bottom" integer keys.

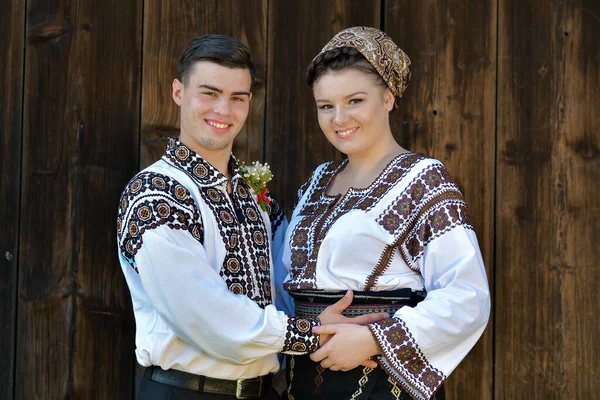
[
  {"left": 117, "top": 172, "right": 203, "bottom": 272},
  {"left": 161, "top": 138, "right": 273, "bottom": 308},
  {"left": 376, "top": 163, "right": 473, "bottom": 269}
]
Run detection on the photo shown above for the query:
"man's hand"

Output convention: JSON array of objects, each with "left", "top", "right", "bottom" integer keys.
[
  {"left": 311, "top": 324, "right": 382, "bottom": 371},
  {"left": 316, "top": 290, "right": 388, "bottom": 368}
]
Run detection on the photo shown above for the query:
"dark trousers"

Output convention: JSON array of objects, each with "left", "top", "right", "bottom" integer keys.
[{"left": 138, "top": 368, "right": 281, "bottom": 400}]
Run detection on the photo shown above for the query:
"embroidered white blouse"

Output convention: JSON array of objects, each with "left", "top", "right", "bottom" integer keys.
[
  {"left": 117, "top": 138, "right": 318, "bottom": 380},
  {"left": 282, "top": 154, "right": 490, "bottom": 400}
]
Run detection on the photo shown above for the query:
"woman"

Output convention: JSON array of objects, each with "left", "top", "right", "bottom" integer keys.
[{"left": 281, "top": 27, "right": 490, "bottom": 400}]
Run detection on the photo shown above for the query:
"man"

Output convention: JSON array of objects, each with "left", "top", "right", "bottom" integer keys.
[{"left": 117, "top": 34, "right": 383, "bottom": 399}]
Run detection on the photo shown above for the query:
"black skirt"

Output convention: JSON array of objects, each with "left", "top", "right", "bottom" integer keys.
[{"left": 285, "top": 289, "right": 445, "bottom": 400}]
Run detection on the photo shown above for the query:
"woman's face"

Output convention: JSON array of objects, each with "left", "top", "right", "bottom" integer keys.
[{"left": 312, "top": 68, "right": 395, "bottom": 158}]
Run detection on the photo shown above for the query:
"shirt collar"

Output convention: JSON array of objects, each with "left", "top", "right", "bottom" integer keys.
[{"left": 162, "top": 137, "right": 242, "bottom": 188}]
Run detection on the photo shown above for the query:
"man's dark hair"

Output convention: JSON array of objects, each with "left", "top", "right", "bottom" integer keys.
[{"left": 178, "top": 34, "right": 256, "bottom": 87}]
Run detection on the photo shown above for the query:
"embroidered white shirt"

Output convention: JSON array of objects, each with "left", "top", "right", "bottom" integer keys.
[
  {"left": 117, "top": 138, "right": 319, "bottom": 380},
  {"left": 282, "top": 154, "right": 490, "bottom": 400}
]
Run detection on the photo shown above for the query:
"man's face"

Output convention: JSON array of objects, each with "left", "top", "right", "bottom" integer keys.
[{"left": 172, "top": 61, "right": 252, "bottom": 159}]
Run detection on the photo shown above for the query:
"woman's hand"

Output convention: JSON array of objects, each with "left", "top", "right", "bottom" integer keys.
[
  {"left": 316, "top": 290, "right": 387, "bottom": 368},
  {"left": 310, "top": 323, "right": 382, "bottom": 371},
  {"left": 317, "top": 290, "right": 388, "bottom": 345}
]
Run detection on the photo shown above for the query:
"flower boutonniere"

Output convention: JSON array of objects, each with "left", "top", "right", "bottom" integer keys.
[{"left": 239, "top": 161, "right": 273, "bottom": 211}]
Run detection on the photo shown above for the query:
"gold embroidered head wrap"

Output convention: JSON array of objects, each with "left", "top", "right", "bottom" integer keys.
[{"left": 314, "top": 26, "right": 411, "bottom": 98}]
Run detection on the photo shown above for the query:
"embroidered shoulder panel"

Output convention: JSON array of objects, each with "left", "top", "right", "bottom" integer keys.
[
  {"left": 285, "top": 154, "right": 423, "bottom": 290},
  {"left": 161, "top": 137, "right": 236, "bottom": 188},
  {"left": 376, "top": 163, "right": 474, "bottom": 270},
  {"left": 369, "top": 318, "right": 445, "bottom": 400},
  {"left": 353, "top": 153, "right": 424, "bottom": 212},
  {"left": 198, "top": 178, "right": 274, "bottom": 309},
  {"left": 296, "top": 169, "right": 317, "bottom": 208},
  {"left": 298, "top": 161, "right": 344, "bottom": 216},
  {"left": 117, "top": 172, "right": 203, "bottom": 272}
]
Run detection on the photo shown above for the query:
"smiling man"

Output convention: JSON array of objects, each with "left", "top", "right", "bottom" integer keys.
[{"left": 116, "top": 34, "right": 385, "bottom": 400}]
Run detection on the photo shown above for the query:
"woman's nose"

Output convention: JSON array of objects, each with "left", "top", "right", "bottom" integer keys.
[{"left": 334, "top": 107, "right": 349, "bottom": 125}]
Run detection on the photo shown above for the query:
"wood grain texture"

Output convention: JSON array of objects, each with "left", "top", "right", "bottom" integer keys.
[
  {"left": 496, "top": 0, "right": 600, "bottom": 398},
  {"left": 385, "top": 1, "right": 497, "bottom": 399},
  {"left": 17, "top": 1, "right": 141, "bottom": 398},
  {"left": 0, "top": 0, "right": 24, "bottom": 398},
  {"left": 266, "top": 0, "right": 380, "bottom": 216},
  {"left": 141, "top": 0, "right": 267, "bottom": 168}
]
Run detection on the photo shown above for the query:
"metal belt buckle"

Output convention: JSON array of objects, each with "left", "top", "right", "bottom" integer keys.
[{"left": 236, "top": 376, "right": 262, "bottom": 399}]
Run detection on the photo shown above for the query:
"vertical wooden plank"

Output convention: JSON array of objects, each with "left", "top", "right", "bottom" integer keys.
[
  {"left": 266, "top": 0, "right": 380, "bottom": 215},
  {"left": 496, "top": 0, "right": 600, "bottom": 398},
  {"left": 385, "top": 1, "right": 496, "bottom": 399},
  {"left": 18, "top": 3, "right": 75, "bottom": 398},
  {"left": 18, "top": 0, "right": 141, "bottom": 398},
  {"left": 141, "top": 0, "right": 267, "bottom": 168},
  {"left": 70, "top": 1, "right": 142, "bottom": 399},
  {"left": 0, "top": 0, "right": 25, "bottom": 398}
]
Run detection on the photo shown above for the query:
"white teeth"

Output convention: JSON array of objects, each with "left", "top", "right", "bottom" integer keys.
[
  {"left": 337, "top": 127, "right": 358, "bottom": 137},
  {"left": 207, "top": 120, "right": 229, "bottom": 129}
]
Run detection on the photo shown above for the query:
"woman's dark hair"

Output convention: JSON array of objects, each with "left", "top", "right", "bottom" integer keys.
[
  {"left": 306, "top": 47, "right": 388, "bottom": 91},
  {"left": 178, "top": 34, "right": 256, "bottom": 87}
]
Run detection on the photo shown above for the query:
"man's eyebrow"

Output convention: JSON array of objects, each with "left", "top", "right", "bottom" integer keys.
[
  {"left": 198, "top": 84, "right": 222, "bottom": 93},
  {"left": 198, "top": 85, "right": 251, "bottom": 97}
]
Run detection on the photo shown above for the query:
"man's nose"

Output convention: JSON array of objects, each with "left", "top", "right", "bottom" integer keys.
[{"left": 213, "top": 97, "right": 231, "bottom": 116}]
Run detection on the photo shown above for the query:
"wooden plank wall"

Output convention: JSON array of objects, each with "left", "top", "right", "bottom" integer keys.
[
  {"left": 0, "top": 0, "right": 24, "bottom": 398},
  {"left": 496, "top": 0, "right": 600, "bottom": 398},
  {"left": 1, "top": 0, "right": 598, "bottom": 399},
  {"left": 16, "top": 0, "right": 141, "bottom": 398}
]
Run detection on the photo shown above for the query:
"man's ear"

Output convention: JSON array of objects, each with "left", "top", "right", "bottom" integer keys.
[{"left": 172, "top": 79, "right": 184, "bottom": 106}]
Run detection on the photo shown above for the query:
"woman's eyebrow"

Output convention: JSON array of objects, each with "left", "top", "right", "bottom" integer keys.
[{"left": 315, "top": 91, "right": 367, "bottom": 102}]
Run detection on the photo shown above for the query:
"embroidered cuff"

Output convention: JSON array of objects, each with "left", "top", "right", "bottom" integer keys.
[
  {"left": 368, "top": 318, "right": 445, "bottom": 400},
  {"left": 281, "top": 316, "right": 320, "bottom": 354}
]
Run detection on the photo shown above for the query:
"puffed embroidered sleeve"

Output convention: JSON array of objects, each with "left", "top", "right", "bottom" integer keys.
[
  {"left": 117, "top": 172, "right": 319, "bottom": 364},
  {"left": 368, "top": 162, "right": 490, "bottom": 400}
]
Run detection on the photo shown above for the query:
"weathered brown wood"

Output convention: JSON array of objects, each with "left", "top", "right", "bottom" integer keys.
[
  {"left": 386, "top": 1, "right": 497, "bottom": 399},
  {"left": 0, "top": 0, "right": 25, "bottom": 398},
  {"left": 266, "top": 0, "right": 380, "bottom": 215},
  {"left": 141, "top": 0, "right": 268, "bottom": 169},
  {"left": 496, "top": 0, "right": 600, "bottom": 398},
  {"left": 18, "top": 1, "right": 141, "bottom": 399}
]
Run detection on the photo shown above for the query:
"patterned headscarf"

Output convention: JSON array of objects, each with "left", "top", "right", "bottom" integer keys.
[{"left": 315, "top": 26, "right": 411, "bottom": 98}]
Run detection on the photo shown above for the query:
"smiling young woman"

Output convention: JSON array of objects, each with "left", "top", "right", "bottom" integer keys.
[{"left": 281, "top": 27, "right": 491, "bottom": 400}]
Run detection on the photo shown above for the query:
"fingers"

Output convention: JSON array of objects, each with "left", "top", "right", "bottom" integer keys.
[
  {"left": 360, "top": 359, "right": 378, "bottom": 368},
  {"left": 349, "top": 312, "right": 391, "bottom": 326},
  {"left": 327, "top": 290, "right": 353, "bottom": 313},
  {"left": 310, "top": 347, "right": 328, "bottom": 363},
  {"left": 312, "top": 325, "right": 338, "bottom": 335},
  {"left": 328, "top": 364, "right": 340, "bottom": 371},
  {"left": 319, "top": 359, "right": 377, "bottom": 370},
  {"left": 318, "top": 333, "right": 332, "bottom": 347}
]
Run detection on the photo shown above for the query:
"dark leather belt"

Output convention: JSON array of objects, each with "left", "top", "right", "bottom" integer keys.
[{"left": 147, "top": 366, "right": 271, "bottom": 399}]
